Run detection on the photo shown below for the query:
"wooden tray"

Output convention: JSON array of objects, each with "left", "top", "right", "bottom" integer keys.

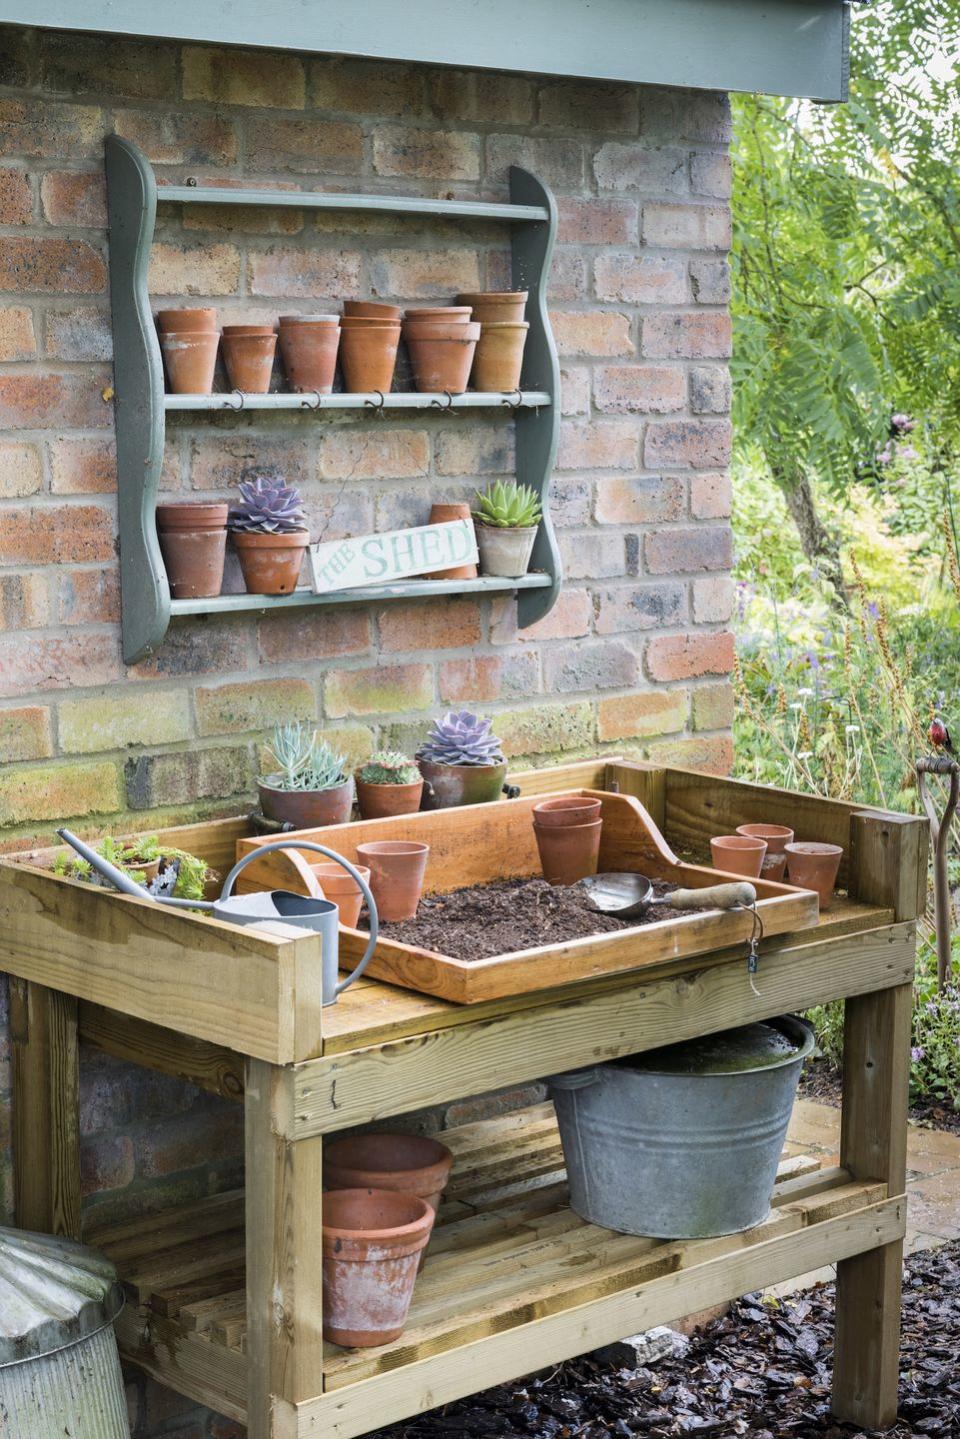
[{"left": 234, "top": 789, "right": 819, "bottom": 1003}]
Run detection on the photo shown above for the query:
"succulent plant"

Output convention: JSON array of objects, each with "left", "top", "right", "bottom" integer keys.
[
  {"left": 417, "top": 711, "right": 504, "bottom": 767},
  {"left": 228, "top": 470, "right": 307, "bottom": 534},
  {"left": 262, "top": 722, "right": 348, "bottom": 792},
  {"left": 357, "top": 751, "right": 421, "bottom": 786},
  {"left": 473, "top": 479, "right": 542, "bottom": 530}
]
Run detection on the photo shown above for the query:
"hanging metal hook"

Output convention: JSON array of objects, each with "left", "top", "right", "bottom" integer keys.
[
  {"left": 226, "top": 390, "right": 245, "bottom": 411},
  {"left": 363, "top": 390, "right": 386, "bottom": 412},
  {"left": 500, "top": 388, "right": 524, "bottom": 412},
  {"left": 299, "top": 391, "right": 323, "bottom": 411},
  {"left": 430, "top": 390, "right": 455, "bottom": 411}
]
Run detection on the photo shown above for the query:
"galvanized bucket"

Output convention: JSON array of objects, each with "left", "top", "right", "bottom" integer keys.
[{"left": 548, "top": 1015, "right": 814, "bottom": 1239}]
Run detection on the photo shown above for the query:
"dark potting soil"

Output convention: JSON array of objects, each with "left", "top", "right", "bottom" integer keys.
[
  {"left": 363, "top": 876, "right": 715, "bottom": 962},
  {"left": 370, "top": 1242, "right": 960, "bottom": 1438}
]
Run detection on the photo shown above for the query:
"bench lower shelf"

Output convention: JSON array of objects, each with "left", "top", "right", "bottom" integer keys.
[{"left": 90, "top": 1104, "right": 902, "bottom": 1435}]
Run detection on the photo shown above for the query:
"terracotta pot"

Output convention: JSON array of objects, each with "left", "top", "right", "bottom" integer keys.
[
  {"left": 404, "top": 306, "right": 472, "bottom": 322},
  {"left": 341, "top": 316, "right": 402, "bottom": 328},
  {"left": 258, "top": 775, "right": 355, "bottom": 828},
  {"left": 355, "top": 840, "right": 429, "bottom": 921},
  {"left": 278, "top": 321, "right": 340, "bottom": 394},
  {"left": 533, "top": 795, "right": 603, "bottom": 828},
  {"left": 232, "top": 529, "right": 308, "bottom": 594},
  {"left": 406, "top": 329, "right": 478, "bottom": 393},
  {"left": 417, "top": 759, "right": 506, "bottom": 809},
  {"left": 475, "top": 521, "right": 537, "bottom": 579},
  {"left": 427, "top": 502, "right": 478, "bottom": 580},
  {"left": 279, "top": 314, "right": 340, "bottom": 325},
  {"left": 340, "top": 323, "right": 400, "bottom": 393},
  {"left": 322, "top": 1188, "right": 433, "bottom": 1347},
  {"left": 221, "top": 331, "right": 276, "bottom": 393},
  {"left": 710, "top": 834, "right": 767, "bottom": 879},
  {"left": 784, "top": 841, "right": 843, "bottom": 909},
  {"left": 737, "top": 823, "right": 794, "bottom": 884},
  {"left": 222, "top": 323, "right": 277, "bottom": 336},
  {"left": 457, "top": 291, "right": 528, "bottom": 323},
  {"left": 355, "top": 777, "right": 424, "bottom": 821},
  {"left": 124, "top": 858, "right": 161, "bottom": 887},
  {"left": 156, "top": 501, "right": 227, "bottom": 599},
  {"left": 156, "top": 307, "right": 217, "bottom": 332},
  {"left": 310, "top": 862, "right": 370, "bottom": 929},
  {"left": 160, "top": 329, "right": 219, "bottom": 394},
  {"left": 472, "top": 320, "right": 529, "bottom": 392},
  {"left": 326, "top": 1134, "right": 453, "bottom": 1212},
  {"left": 403, "top": 319, "right": 481, "bottom": 342},
  {"left": 533, "top": 818, "right": 602, "bottom": 887},
  {"left": 344, "top": 300, "right": 402, "bottom": 319}
]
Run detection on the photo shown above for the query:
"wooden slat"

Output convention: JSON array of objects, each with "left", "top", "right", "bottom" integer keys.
[
  {"left": 848, "top": 810, "right": 928, "bottom": 921},
  {"left": 10, "top": 977, "right": 81, "bottom": 1240},
  {"left": 114, "top": 1305, "right": 247, "bottom": 1422},
  {"left": 79, "top": 1002, "right": 245, "bottom": 1101}
]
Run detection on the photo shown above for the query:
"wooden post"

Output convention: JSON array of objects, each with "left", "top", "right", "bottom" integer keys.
[
  {"left": 245, "top": 1058, "right": 324, "bottom": 1439},
  {"left": 9, "top": 977, "right": 82, "bottom": 1240}
]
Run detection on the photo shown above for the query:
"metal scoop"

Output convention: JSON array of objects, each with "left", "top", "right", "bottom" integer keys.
[{"left": 580, "top": 872, "right": 756, "bottom": 920}]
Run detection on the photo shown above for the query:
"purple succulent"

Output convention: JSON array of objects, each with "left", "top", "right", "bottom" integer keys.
[
  {"left": 229, "top": 472, "right": 306, "bottom": 534},
  {"left": 417, "top": 710, "right": 504, "bottom": 767}
]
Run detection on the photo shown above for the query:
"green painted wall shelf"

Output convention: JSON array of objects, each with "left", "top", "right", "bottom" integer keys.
[{"left": 103, "top": 135, "right": 562, "bottom": 665}]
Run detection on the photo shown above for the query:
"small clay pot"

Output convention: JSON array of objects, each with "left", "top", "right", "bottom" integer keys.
[
  {"left": 221, "top": 331, "right": 277, "bottom": 393},
  {"left": 355, "top": 840, "right": 430, "bottom": 921},
  {"left": 532, "top": 795, "right": 603, "bottom": 828},
  {"left": 737, "top": 823, "right": 794, "bottom": 884},
  {"left": 471, "top": 320, "right": 529, "bottom": 392},
  {"left": 406, "top": 328, "right": 479, "bottom": 393},
  {"left": 533, "top": 818, "right": 602, "bottom": 887},
  {"left": 325, "top": 1134, "right": 453, "bottom": 1213},
  {"left": 278, "top": 320, "right": 340, "bottom": 393},
  {"left": 278, "top": 314, "right": 340, "bottom": 325},
  {"left": 156, "top": 501, "right": 227, "bottom": 599},
  {"left": 258, "top": 775, "right": 355, "bottom": 829},
  {"left": 310, "top": 862, "right": 371, "bottom": 929},
  {"left": 403, "top": 319, "right": 480, "bottom": 342},
  {"left": 156, "top": 307, "right": 217, "bottom": 332},
  {"left": 222, "top": 323, "right": 277, "bottom": 336},
  {"left": 457, "top": 291, "right": 528, "bottom": 323},
  {"left": 404, "top": 306, "right": 472, "bottom": 322},
  {"left": 159, "top": 329, "right": 219, "bottom": 394},
  {"left": 417, "top": 759, "right": 507, "bottom": 809},
  {"left": 340, "top": 323, "right": 400, "bottom": 393},
  {"left": 232, "top": 529, "right": 308, "bottom": 595},
  {"left": 344, "top": 300, "right": 402, "bottom": 320},
  {"left": 340, "top": 315, "right": 402, "bottom": 328},
  {"left": 475, "top": 521, "right": 537, "bottom": 579},
  {"left": 710, "top": 834, "right": 767, "bottom": 879},
  {"left": 427, "top": 502, "right": 478, "bottom": 580},
  {"left": 322, "top": 1188, "right": 433, "bottom": 1348},
  {"left": 785, "top": 841, "right": 843, "bottom": 909},
  {"left": 355, "top": 777, "right": 424, "bottom": 821}
]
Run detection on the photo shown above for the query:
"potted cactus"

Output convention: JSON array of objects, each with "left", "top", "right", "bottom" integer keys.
[
  {"left": 228, "top": 470, "right": 309, "bottom": 595},
  {"left": 416, "top": 711, "right": 508, "bottom": 809},
  {"left": 472, "top": 480, "right": 542, "bottom": 579},
  {"left": 355, "top": 751, "right": 424, "bottom": 820},
  {"left": 258, "top": 722, "right": 354, "bottom": 828}
]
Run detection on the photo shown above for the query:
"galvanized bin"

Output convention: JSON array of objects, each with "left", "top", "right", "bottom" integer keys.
[
  {"left": 549, "top": 1015, "right": 814, "bottom": 1240},
  {"left": 0, "top": 1226, "right": 130, "bottom": 1439}
]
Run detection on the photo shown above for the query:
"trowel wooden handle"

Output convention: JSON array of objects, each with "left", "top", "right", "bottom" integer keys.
[{"left": 668, "top": 882, "right": 756, "bottom": 911}]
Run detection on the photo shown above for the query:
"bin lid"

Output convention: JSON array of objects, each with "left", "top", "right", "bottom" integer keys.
[{"left": 0, "top": 1227, "right": 124, "bottom": 1366}]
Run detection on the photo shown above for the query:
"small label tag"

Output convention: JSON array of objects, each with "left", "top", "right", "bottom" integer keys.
[{"left": 309, "top": 519, "right": 478, "bottom": 594}]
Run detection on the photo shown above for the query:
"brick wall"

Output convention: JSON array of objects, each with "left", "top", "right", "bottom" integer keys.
[{"left": 0, "top": 26, "right": 734, "bottom": 1436}]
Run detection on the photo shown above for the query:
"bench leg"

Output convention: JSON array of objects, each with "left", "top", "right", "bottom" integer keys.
[
  {"left": 10, "top": 977, "right": 81, "bottom": 1239},
  {"left": 832, "top": 982, "right": 911, "bottom": 1428}
]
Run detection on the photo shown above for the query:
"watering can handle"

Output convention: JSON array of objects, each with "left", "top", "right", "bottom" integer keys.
[{"left": 219, "top": 841, "right": 379, "bottom": 997}]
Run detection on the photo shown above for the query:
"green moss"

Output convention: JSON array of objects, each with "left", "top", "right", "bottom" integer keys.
[{"left": 627, "top": 1023, "right": 800, "bottom": 1076}]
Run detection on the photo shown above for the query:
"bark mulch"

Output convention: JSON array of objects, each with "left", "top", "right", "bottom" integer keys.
[
  {"left": 372, "top": 1243, "right": 960, "bottom": 1438},
  {"left": 800, "top": 1057, "right": 960, "bottom": 1137}
]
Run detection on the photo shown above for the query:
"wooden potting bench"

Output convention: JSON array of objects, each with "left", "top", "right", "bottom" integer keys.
[{"left": 0, "top": 759, "right": 926, "bottom": 1438}]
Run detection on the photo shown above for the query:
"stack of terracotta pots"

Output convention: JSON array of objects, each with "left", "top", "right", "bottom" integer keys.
[
  {"left": 403, "top": 306, "right": 479, "bottom": 393},
  {"left": 736, "top": 822, "right": 794, "bottom": 882},
  {"left": 532, "top": 795, "right": 603, "bottom": 886},
  {"left": 278, "top": 314, "right": 340, "bottom": 393},
  {"left": 155, "top": 501, "right": 228, "bottom": 599},
  {"left": 340, "top": 301, "right": 401, "bottom": 392},
  {"left": 222, "top": 322, "right": 276, "bottom": 394},
  {"left": 157, "top": 308, "right": 220, "bottom": 395},
  {"left": 458, "top": 290, "right": 529, "bottom": 391}
]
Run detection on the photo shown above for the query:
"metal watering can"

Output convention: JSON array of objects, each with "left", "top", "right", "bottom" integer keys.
[{"left": 56, "top": 830, "right": 378, "bottom": 1007}]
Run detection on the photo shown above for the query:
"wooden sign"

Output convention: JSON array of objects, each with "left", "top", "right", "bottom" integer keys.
[{"left": 310, "top": 519, "right": 478, "bottom": 593}]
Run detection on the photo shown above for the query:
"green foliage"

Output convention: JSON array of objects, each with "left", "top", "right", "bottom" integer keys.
[
  {"left": 357, "top": 751, "right": 420, "bottom": 786},
  {"left": 53, "top": 834, "right": 212, "bottom": 900},
  {"left": 262, "top": 722, "right": 347, "bottom": 793},
  {"left": 473, "top": 480, "right": 542, "bottom": 530}
]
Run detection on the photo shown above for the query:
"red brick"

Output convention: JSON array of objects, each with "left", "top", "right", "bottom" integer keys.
[
  {"left": 258, "top": 608, "right": 370, "bottom": 665},
  {"left": 318, "top": 429, "right": 429, "bottom": 481},
  {"left": 438, "top": 651, "right": 540, "bottom": 704},
  {"left": 429, "top": 71, "right": 534, "bottom": 126},
  {"left": 0, "top": 167, "right": 31, "bottom": 224},
  {"left": 313, "top": 58, "right": 426, "bottom": 116},
  {"left": 556, "top": 197, "right": 638, "bottom": 245},
  {"left": 543, "top": 639, "right": 639, "bottom": 693},
  {"left": 643, "top": 312, "right": 732, "bottom": 360},
  {"left": 645, "top": 418, "right": 731, "bottom": 468},
  {"left": 594, "top": 583, "right": 684, "bottom": 635},
  {"left": 182, "top": 201, "right": 303, "bottom": 237},
  {"left": 646, "top": 733, "right": 734, "bottom": 773},
  {"left": 39, "top": 31, "right": 176, "bottom": 99},
  {"left": 135, "top": 1108, "right": 243, "bottom": 1179},
  {"left": 643, "top": 202, "right": 730, "bottom": 250},
  {"left": 373, "top": 127, "right": 480, "bottom": 181},
  {"left": 0, "top": 504, "right": 114, "bottom": 565},
  {"left": 370, "top": 248, "right": 481, "bottom": 299},
  {"left": 594, "top": 144, "right": 688, "bottom": 194},
  {"left": 642, "top": 89, "right": 732, "bottom": 144},
  {"left": 0, "top": 237, "right": 106, "bottom": 294},
  {"left": 246, "top": 116, "right": 363, "bottom": 173},
  {"left": 540, "top": 80, "right": 637, "bottom": 133},
  {"left": 552, "top": 477, "right": 592, "bottom": 527},
  {"left": 559, "top": 366, "right": 590, "bottom": 417},
  {"left": 0, "top": 441, "right": 42, "bottom": 498},
  {"left": 49, "top": 437, "right": 117, "bottom": 493},
  {"left": 39, "top": 171, "right": 106, "bottom": 226},
  {"left": 149, "top": 243, "right": 240, "bottom": 296},
  {"left": 486, "top": 134, "right": 585, "bottom": 191},
  {"left": 490, "top": 589, "right": 592, "bottom": 644},
  {"left": 0, "top": 306, "right": 36, "bottom": 360},
  {"left": 552, "top": 310, "right": 633, "bottom": 358},
  {"left": 189, "top": 436, "right": 310, "bottom": 492},
  {"left": 0, "top": 706, "right": 53, "bottom": 762},
  {"left": 594, "top": 365, "right": 684, "bottom": 414},
  {"left": 125, "top": 745, "right": 252, "bottom": 810},
  {"left": 58, "top": 568, "right": 121, "bottom": 625},
  {"left": 248, "top": 246, "right": 362, "bottom": 299},
  {"left": 594, "top": 251, "right": 687, "bottom": 305},
  {"left": 644, "top": 525, "right": 731, "bottom": 574},
  {"left": 0, "top": 573, "right": 49, "bottom": 630},
  {"left": 182, "top": 45, "right": 305, "bottom": 107},
  {"left": 114, "top": 109, "right": 239, "bottom": 167},
  {"left": 44, "top": 307, "right": 112, "bottom": 362},
  {"left": 691, "top": 152, "right": 732, "bottom": 199},
  {"left": 379, "top": 599, "right": 482, "bottom": 653},
  {"left": 690, "top": 258, "right": 731, "bottom": 304},
  {"left": 0, "top": 373, "right": 111, "bottom": 428},
  {"left": 325, "top": 664, "right": 434, "bottom": 717},
  {"left": 692, "top": 575, "right": 736, "bottom": 623},
  {"left": 128, "top": 620, "right": 249, "bottom": 681},
  {"left": 0, "top": 633, "right": 120, "bottom": 698},
  {"left": 435, "top": 427, "right": 514, "bottom": 478},
  {"left": 196, "top": 677, "right": 315, "bottom": 737},
  {"left": 549, "top": 252, "right": 589, "bottom": 303},
  {"left": 557, "top": 418, "right": 639, "bottom": 472},
  {"left": 81, "top": 1135, "right": 135, "bottom": 1196},
  {"left": 560, "top": 531, "right": 626, "bottom": 579},
  {"left": 646, "top": 630, "right": 735, "bottom": 681},
  {"left": 597, "top": 688, "right": 688, "bottom": 742},
  {"left": 594, "top": 475, "right": 685, "bottom": 524},
  {"left": 691, "top": 471, "right": 732, "bottom": 520},
  {"left": 0, "top": 99, "right": 103, "bottom": 161},
  {"left": 498, "top": 701, "right": 594, "bottom": 758},
  {"left": 690, "top": 365, "right": 731, "bottom": 414},
  {"left": 692, "top": 681, "right": 735, "bottom": 730}
]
